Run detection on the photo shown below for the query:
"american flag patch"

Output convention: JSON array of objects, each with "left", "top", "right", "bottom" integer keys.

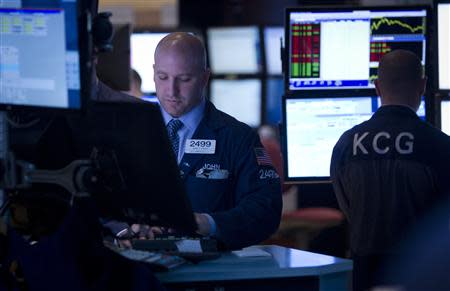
[{"left": 254, "top": 147, "right": 273, "bottom": 166}]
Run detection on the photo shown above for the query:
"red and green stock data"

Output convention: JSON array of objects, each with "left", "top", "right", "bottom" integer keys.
[{"left": 290, "top": 23, "right": 320, "bottom": 78}]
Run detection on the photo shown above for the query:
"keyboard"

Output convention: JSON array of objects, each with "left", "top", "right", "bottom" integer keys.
[
  {"left": 132, "top": 235, "right": 218, "bottom": 252},
  {"left": 131, "top": 236, "right": 221, "bottom": 262},
  {"left": 114, "top": 248, "right": 187, "bottom": 272}
]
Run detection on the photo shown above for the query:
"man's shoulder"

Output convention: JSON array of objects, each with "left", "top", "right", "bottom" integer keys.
[
  {"left": 417, "top": 119, "right": 450, "bottom": 141},
  {"left": 94, "top": 81, "right": 144, "bottom": 103},
  {"left": 205, "top": 102, "right": 254, "bottom": 135},
  {"left": 337, "top": 119, "right": 370, "bottom": 143}
]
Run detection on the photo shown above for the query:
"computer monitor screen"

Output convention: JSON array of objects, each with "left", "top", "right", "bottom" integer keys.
[
  {"left": 33, "top": 101, "right": 197, "bottom": 233},
  {"left": 442, "top": 100, "right": 450, "bottom": 135},
  {"left": 207, "top": 27, "right": 261, "bottom": 74},
  {"left": 264, "top": 26, "right": 284, "bottom": 75},
  {"left": 286, "top": 6, "right": 428, "bottom": 91},
  {"left": 438, "top": 2, "right": 450, "bottom": 91},
  {"left": 130, "top": 32, "right": 169, "bottom": 94},
  {"left": 283, "top": 95, "right": 426, "bottom": 181},
  {"left": 0, "top": 0, "right": 88, "bottom": 110},
  {"left": 265, "top": 77, "right": 284, "bottom": 124},
  {"left": 209, "top": 79, "right": 261, "bottom": 127}
]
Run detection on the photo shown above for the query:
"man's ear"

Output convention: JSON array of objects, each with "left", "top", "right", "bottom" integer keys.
[
  {"left": 203, "top": 68, "right": 211, "bottom": 85},
  {"left": 418, "top": 76, "right": 427, "bottom": 96},
  {"left": 374, "top": 79, "right": 382, "bottom": 97}
]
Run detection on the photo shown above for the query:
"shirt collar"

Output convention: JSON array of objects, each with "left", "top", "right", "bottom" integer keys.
[
  {"left": 160, "top": 99, "right": 206, "bottom": 132},
  {"left": 376, "top": 104, "right": 419, "bottom": 118}
]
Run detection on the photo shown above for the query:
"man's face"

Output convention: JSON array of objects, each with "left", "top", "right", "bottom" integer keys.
[{"left": 153, "top": 49, "right": 209, "bottom": 118}]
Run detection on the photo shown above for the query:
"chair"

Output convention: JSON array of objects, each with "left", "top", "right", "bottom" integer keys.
[{"left": 277, "top": 205, "right": 345, "bottom": 250}]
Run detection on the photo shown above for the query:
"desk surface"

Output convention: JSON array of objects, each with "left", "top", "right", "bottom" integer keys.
[{"left": 156, "top": 245, "right": 352, "bottom": 283}]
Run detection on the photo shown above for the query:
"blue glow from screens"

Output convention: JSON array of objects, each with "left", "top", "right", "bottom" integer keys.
[
  {"left": 287, "top": 8, "right": 427, "bottom": 90},
  {"left": 0, "top": 0, "right": 81, "bottom": 109},
  {"left": 142, "top": 95, "right": 159, "bottom": 103}
]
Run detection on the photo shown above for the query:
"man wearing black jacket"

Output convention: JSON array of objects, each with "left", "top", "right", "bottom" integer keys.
[{"left": 330, "top": 50, "right": 450, "bottom": 291}]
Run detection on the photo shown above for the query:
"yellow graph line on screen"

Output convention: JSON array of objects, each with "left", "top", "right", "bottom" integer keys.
[{"left": 371, "top": 18, "right": 424, "bottom": 33}]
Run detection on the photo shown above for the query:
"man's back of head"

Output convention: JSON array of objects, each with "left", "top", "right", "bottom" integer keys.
[
  {"left": 128, "top": 69, "right": 143, "bottom": 98},
  {"left": 375, "top": 49, "right": 426, "bottom": 111}
]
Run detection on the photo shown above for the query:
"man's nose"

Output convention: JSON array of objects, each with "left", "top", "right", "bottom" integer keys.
[{"left": 167, "top": 79, "right": 179, "bottom": 96}]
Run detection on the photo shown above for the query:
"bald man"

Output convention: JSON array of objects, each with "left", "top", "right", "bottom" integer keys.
[
  {"left": 150, "top": 32, "right": 281, "bottom": 249},
  {"left": 330, "top": 50, "right": 450, "bottom": 290}
]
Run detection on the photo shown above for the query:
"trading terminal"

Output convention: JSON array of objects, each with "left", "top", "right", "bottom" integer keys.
[{"left": 1, "top": 0, "right": 450, "bottom": 290}]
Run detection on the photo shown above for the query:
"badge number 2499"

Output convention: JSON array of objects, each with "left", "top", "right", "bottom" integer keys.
[{"left": 185, "top": 139, "right": 216, "bottom": 154}]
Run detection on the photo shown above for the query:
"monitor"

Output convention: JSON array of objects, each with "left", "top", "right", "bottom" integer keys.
[
  {"left": 130, "top": 31, "right": 170, "bottom": 94},
  {"left": 207, "top": 26, "right": 262, "bottom": 74},
  {"left": 282, "top": 95, "right": 426, "bottom": 182},
  {"left": 265, "top": 77, "right": 284, "bottom": 125},
  {"left": 96, "top": 24, "right": 131, "bottom": 92},
  {"left": 437, "top": 2, "right": 450, "bottom": 92},
  {"left": 264, "top": 26, "right": 284, "bottom": 75},
  {"left": 30, "top": 102, "right": 197, "bottom": 233},
  {"left": 285, "top": 6, "right": 429, "bottom": 92},
  {"left": 442, "top": 100, "right": 450, "bottom": 135},
  {"left": 209, "top": 79, "right": 261, "bottom": 127},
  {"left": 0, "top": 0, "right": 90, "bottom": 111}
]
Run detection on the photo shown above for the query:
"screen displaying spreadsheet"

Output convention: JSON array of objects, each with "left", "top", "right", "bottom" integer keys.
[{"left": 286, "top": 7, "right": 428, "bottom": 91}]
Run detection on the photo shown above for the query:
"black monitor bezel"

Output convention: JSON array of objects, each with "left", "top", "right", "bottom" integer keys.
[
  {"left": 284, "top": 5, "right": 432, "bottom": 98},
  {"left": 0, "top": 1, "right": 92, "bottom": 114},
  {"left": 28, "top": 101, "right": 198, "bottom": 233}
]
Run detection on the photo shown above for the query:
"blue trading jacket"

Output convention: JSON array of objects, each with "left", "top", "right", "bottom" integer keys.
[
  {"left": 91, "top": 81, "right": 281, "bottom": 250},
  {"left": 179, "top": 101, "right": 282, "bottom": 250}
]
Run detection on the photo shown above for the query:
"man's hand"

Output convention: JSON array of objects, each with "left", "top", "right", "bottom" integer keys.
[
  {"left": 194, "top": 213, "right": 211, "bottom": 236},
  {"left": 130, "top": 224, "right": 166, "bottom": 240},
  {"left": 114, "top": 224, "right": 163, "bottom": 248}
]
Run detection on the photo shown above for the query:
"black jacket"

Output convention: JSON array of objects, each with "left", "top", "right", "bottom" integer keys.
[{"left": 331, "top": 105, "right": 450, "bottom": 256}]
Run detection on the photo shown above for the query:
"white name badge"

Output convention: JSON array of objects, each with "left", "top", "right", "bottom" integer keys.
[{"left": 185, "top": 139, "right": 216, "bottom": 154}]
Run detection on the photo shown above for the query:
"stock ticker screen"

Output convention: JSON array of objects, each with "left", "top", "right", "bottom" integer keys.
[{"left": 286, "top": 7, "right": 428, "bottom": 91}]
